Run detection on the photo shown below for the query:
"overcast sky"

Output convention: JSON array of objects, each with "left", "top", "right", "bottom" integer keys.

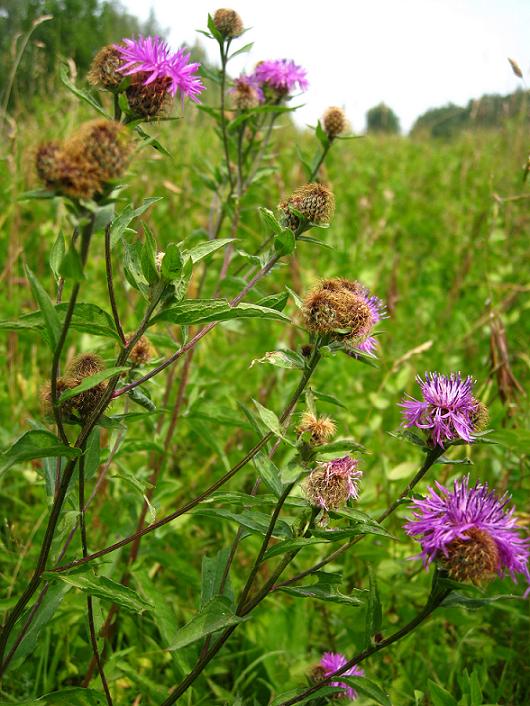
[{"left": 123, "top": 0, "right": 529, "bottom": 132}]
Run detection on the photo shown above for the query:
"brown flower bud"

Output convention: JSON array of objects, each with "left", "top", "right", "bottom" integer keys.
[
  {"left": 280, "top": 183, "right": 335, "bottom": 231},
  {"left": 213, "top": 8, "right": 244, "bottom": 38},
  {"left": 127, "top": 335, "right": 154, "bottom": 366},
  {"left": 87, "top": 45, "right": 123, "bottom": 89},
  {"left": 297, "top": 412, "right": 336, "bottom": 445},
  {"left": 303, "top": 282, "right": 372, "bottom": 338},
  {"left": 322, "top": 106, "right": 347, "bottom": 139}
]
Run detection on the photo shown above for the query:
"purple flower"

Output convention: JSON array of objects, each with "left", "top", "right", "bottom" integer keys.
[
  {"left": 400, "top": 372, "right": 478, "bottom": 447},
  {"left": 230, "top": 73, "right": 264, "bottom": 102},
  {"left": 354, "top": 285, "right": 386, "bottom": 355},
  {"left": 404, "top": 476, "right": 530, "bottom": 588},
  {"left": 114, "top": 36, "right": 205, "bottom": 102},
  {"left": 253, "top": 59, "right": 308, "bottom": 94},
  {"left": 320, "top": 652, "right": 365, "bottom": 700},
  {"left": 306, "top": 456, "right": 362, "bottom": 511}
]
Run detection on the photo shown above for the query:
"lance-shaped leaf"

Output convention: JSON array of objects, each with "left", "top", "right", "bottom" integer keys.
[
  {"left": 278, "top": 572, "right": 363, "bottom": 606},
  {"left": 168, "top": 596, "right": 248, "bottom": 651},
  {"left": 58, "top": 367, "right": 129, "bottom": 403},
  {"left": 0, "top": 430, "right": 81, "bottom": 477},
  {"left": 44, "top": 572, "right": 152, "bottom": 614},
  {"left": 150, "top": 300, "right": 290, "bottom": 326},
  {"left": 25, "top": 266, "right": 61, "bottom": 351}
]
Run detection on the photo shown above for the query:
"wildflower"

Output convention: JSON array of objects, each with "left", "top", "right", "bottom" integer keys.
[
  {"left": 305, "top": 456, "right": 362, "bottom": 511},
  {"left": 401, "top": 373, "right": 485, "bottom": 447},
  {"left": 213, "top": 8, "right": 244, "bottom": 38},
  {"left": 254, "top": 59, "right": 308, "bottom": 96},
  {"left": 319, "top": 652, "right": 365, "bottom": 699},
  {"left": 297, "top": 412, "right": 336, "bottom": 445},
  {"left": 87, "top": 45, "right": 123, "bottom": 89},
  {"left": 303, "top": 278, "right": 384, "bottom": 353},
  {"left": 35, "top": 142, "right": 64, "bottom": 187},
  {"left": 67, "top": 120, "right": 133, "bottom": 182},
  {"left": 40, "top": 377, "right": 77, "bottom": 417},
  {"left": 230, "top": 74, "right": 264, "bottom": 111},
  {"left": 114, "top": 36, "right": 205, "bottom": 111},
  {"left": 128, "top": 335, "right": 154, "bottom": 366},
  {"left": 404, "top": 476, "right": 530, "bottom": 587},
  {"left": 280, "top": 183, "right": 335, "bottom": 231},
  {"left": 67, "top": 353, "right": 105, "bottom": 379},
  {"left": 66, "top": 353, "right": 107, "bottom": 418},
  {"left": 322, "top": 106, "right": 348, "bottom": 139}
]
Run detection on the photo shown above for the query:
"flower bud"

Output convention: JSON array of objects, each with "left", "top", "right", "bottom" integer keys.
[
  {"left": 40, "top": 377, "right": 77, "bottom": 417},
  {"left": 127, "top": 335, "right": 154, "bottom": 366},
  {"left": 297, "top": 412, "right": 336, "bottom": 446},
  {"left": 68, "top": 119, "right": 133, "bottom": 182},
  {"left": 322, "top": 106, "right": 347, "bottom": 139},
  {"left": 126, "top": 73, "right": 173, "bottom": 118},
  {"left": 66, "top": 353, "right": 107, "bottom": 419},
  {"left": 232, "top": 80, "right": 261, "bottom": 110},
  {"left": 213, "top": 8, "right": 244, "bottom": 38},
  {"left": 87, "top": 45, "right": 123, "bottom": 89},
  {"left": 280, "top": 183, "right": 335, "bottom": 231},
  {"left": 35, "top": 142, "right": 64, "bottom": 186},
  {"left": 67, "top": 353, "right": 105, "bottom": 379},
  {"left": 303, "top": 282, "right": 373, "bottom": 338},
  {"left": 305, "top": 456, "right": 362, "bottom": 511},
  {"left": 443, "top": 528, "right": 500, "bottom": 585}
]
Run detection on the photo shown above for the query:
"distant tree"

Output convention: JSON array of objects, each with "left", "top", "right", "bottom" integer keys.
[
  {"left": 365, "top": 102, "right": 400, "bottom": 134},
  {"left": 0, "top": 0, "right": 164, "bottom": 106},
  {"left": 411, "top": 103, "right": 468, "bottom": 139}
]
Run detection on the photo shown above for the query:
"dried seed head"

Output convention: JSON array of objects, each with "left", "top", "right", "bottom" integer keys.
[
  {"left": 232, "top": 81, "right": 261, "bottom": 110},
  {"left": 213, "top": 8, "right": 244, "bottom": 37},
  {"left": 297, "top": 412, "right": 336, "bottom": 445},
  {"left": 67, "top": 353, "right": 105, "bottom": 380},
  {"left": 69, "top": 119, "right": 133, "bottom": 182},
  {"left": 280, "top": 183, "right": 335, "bottom": 231},
  {"left": 126, "top": 73, "right": 173, "bottom": 118},
  {"left": 303, "top": 285, "right": 373, "bottom": 337},
  {"left": 155, "top": 251, "right": 165, "bottom": 272},
  {"left": 52, "top": 151, "right": 102, "bottom": 199},
  {"left": 40, "top": 377, "right": 77, "bottom": 417},
  {"left": 35, "top": 142, "right": 64, "bottom": 185},
  {"left": 305, "top": 456, "right": 362, "bottom": 511},
  {"left": 443, "top": 527, "right": 500, "bottom": 585},
  {"left": 322, "top": 106, "right": 347, "bottom": 139},
  {"left": 128, "top": 335, "right": 154, "bottom": 366},
  {"left": 87, "top": 45, "right": 123, "bottom": 89},
  {"left": 508, "top": 57, "right": 523, "bottom": 79},
  {"left": 72, "top": 383, "right": 107, "bottom": 419},
  {"left": 471, "top": 400, "right": 489, "bottom": 433}
]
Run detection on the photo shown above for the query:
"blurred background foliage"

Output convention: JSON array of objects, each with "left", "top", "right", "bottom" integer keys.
[{"left": 0, "top": 4, "right": 529, "bottom": 706}]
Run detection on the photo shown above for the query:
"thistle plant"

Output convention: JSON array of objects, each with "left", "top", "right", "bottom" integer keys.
[{"left": 0, "top": 8, "right": 528, "bottom": 706}]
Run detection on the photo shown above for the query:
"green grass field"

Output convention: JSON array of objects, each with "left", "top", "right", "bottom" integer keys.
[{"left": 0, "top": 64, "right": 529, "bottom": 706}]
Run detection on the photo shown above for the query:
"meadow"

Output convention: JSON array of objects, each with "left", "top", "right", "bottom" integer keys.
[{"left": 0, "top": 11, "right": 529, "bottom": 706}]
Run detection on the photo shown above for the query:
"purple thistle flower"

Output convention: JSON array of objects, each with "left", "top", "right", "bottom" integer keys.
[
  {"left": 114, "top": 36, "right": 205, "bottom": 102},
  {"left": 320, "top": 652, "right": 365, "bottom": 700},
  {"left": 400, "top": 372, "right": 478, "bottom": 447},
  {"left": 306, "top": 456, "right": 362, "bottom": 511},
  {"left": 354, "top": 285, "right": 386, "bottom": 356},
  {"left": 253, "top": 59, "right": 308, "bottom": 94},
  {"left": 230, "top": 73, "right": 264, "bottom": 103},
  {"left": 404, "top": 475, "right": 530, "bottom": 588}
]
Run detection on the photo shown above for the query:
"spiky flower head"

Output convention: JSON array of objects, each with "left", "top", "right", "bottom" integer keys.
[
  {"left": 297, "top": 412, "right": 336, "bottom": 446},
  {"left": 401, "top": 373, "right": 485, "bottom": 448},
  {"left": 319, "top": 652, "right": 365, "bottom": 700},
  {"left": 40, "top": 377, "right": 77, "bottom": 417},
  {"left": 280, "top": 183, "right": 335, "bottom": 231},
  {"left": 302, "top": 278, "right": 384, "bottom": 353},
  {"left": 471, "top": 399, "right": 489, "bottom": 433},
  {"left": 404, "top": 476, "right": 530, "bottom": 588},
  {"left": 254, "top": 59, "right": 308, "bottom": 96},
  {"left": 48, "top": 151, "right": 101, "bottom": 200},
  {"left": 323, "top": 106, "right": 348, "bottom": 139},
  {"left": 87, "top": 45, "right": 123, "bottom": 89},
  {"left": 67, "top": 353, "right": 105, "bottom": 379},
  {"left": 213, "top": 8, "right": 244, "bottom": 37},
  {"left": 64, "top": 353, "right": 107, "bottom": 419},
  {"left": 305, "top": 456, "right": 362, "bottom": 511},
  {"left": 114, "top": 36, "right": 205, "bottom": 108},
  {"left": 230, "top": 74, "right": 264, "bottom": 110},
  {"left": 128, "top": 335, "right": 154, "bottom": 366},
  {"left": 67, "top": 120, "right": 133, "bottom": 181},
  {"left": 35, "top": 142, "right": 64, "bottom": 187}
]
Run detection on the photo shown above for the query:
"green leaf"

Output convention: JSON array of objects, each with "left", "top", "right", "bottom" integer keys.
[
  {"left": 25, "top": 266, "right": 61, "bottom": 351},
  {"left": 128, "top": 386, "right": 156, "bottom": 411},
  {"left": 256, "top": 291, "right": 289, "bottom": 312},
  {"left": 135, "top": 124, "right": 173, "bottom": 158},
  {"left": 140, "top": 222, "right": 159, "bottom": 285},
  {"left": 150, "top": 300, "right": 290, "bottom": 326},
  {"left": 278, "top": 572, "right": 363, "bottom": 606},
  {"left": 201, "top": 548, "right": 234, "bottom": 609},
  {"left": 58, "top": 367, "right": 129, "bottom": 403},
  {"left": 274, "top": 228, "right": 296, "bottom": 256},
  {"left": 0, "top": 430, "right": 81, "bottom": 477},
  {"left": 38, "top": 687, "right": 108, "bottom": 705},
  {"left": 50, "top": 232, "right": 65, "bottom": 281},
  {"left": 364, "top": 565, "right": 382, "bottom": 648},
  {"left": 60, "top": 64, "right": 111, "bottom": 118},
  {"left": 207, "top": 13, "right": 224, "bottom": 43},
  {"left": 45, "top": 572, "right": 152, "bottom": 613},
  {"left": 315, "top": 119, "right": 330, "bottom": 148},
  {"left": 263, "top": 536, "right": 329, "bottom": 560},
  {"left": 161, "top": 243, "right": 183, "bottom": 280},
  {"left": 191, "top": 507, "right": 292, "bottom": 538},
  {"left": 168, "top": 596, "right": 248, "bottom": 651},
  {"left": 228, "top": 42, "right": 254, "bottom": 60},
  {"left": 0, "top": 303, "right": 119, "bottom": 341},
  {"left": 311, "top": 389, "right": 347, "bottom": 409},
  {"left": 259, "top": 207, "right": 284, "bottom": 235},
  {"left": 253, "top": 452, "right": 284, "bottom": 497},
  {"left": 58, "top": 242, "right": 84, "bottom": 282},
  {"left": 250, "top": 350, "right": 305, "bottom": 370},
  {"left": 110, "top": 197, "right": 164, "bottom": 248},
  {"left": 252, "top": 399, "right": 293, "bottom": 445},
  {"left": 311, "top": 523, "right": 393, "bottom": 541},
  {"left": 341, "top": 677, "right": 392, "bottom": 706},
  {"left": 428, "top": 680, "right": 458, "bottom": 706},
  {"left": 184, "top": 238, "right": 234, "bottom": 263}
]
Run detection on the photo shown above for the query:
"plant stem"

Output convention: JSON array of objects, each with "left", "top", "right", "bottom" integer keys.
[
  {"left": 277, "top": 584, "right": 451, "bottom": 706},
  {"left": 105, "top": 223, "right": 126, "bottom": 345},
  {"left": 219, "top": 40, "right": 234, "bottom": 192},
  {"left": 78, "top": 456, "right": 113, "bottom": 706},
  {"left": 274, "top": 446, "right": 444, "bottom": 590}
]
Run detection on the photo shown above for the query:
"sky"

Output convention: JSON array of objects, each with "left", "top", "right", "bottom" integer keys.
[{"left": 123, "top": 0, "right": 529, "bottom": 132}]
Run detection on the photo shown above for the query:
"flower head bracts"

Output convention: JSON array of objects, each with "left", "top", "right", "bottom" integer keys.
[
  {"left": 353, "top": 284, "right": 386, "bottom": 355},
  {"left": 400, "top": 372, "right": 479, "bottom": 447},
  {"left": 305, "top": 455, "right": 362, "bottom": 511},
  {"left": 404, "top": 476, "right": 530, "bottom": 587},
  {"left": 254, "top": 59, "right": 308, "bottom": 94},
  {"left": 320, "top": 652, "right": 365, "bottom": 700},
  {"left": 114, "top": 36, "right": 205, "bottom": 102}
]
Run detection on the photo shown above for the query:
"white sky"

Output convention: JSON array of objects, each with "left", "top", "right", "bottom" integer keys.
[{"left": 123, "top": 0, "right": 529, "bottom": 132}]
